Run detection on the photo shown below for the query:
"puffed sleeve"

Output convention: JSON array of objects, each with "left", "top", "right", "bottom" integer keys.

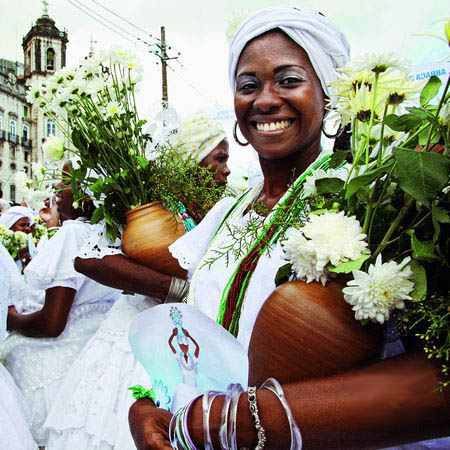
[
  {"left": 25, "top": 221, "right": 92, "bottom": 292},
  {"left": 169, "top": 197, "right": 236, "bottom": 278}
]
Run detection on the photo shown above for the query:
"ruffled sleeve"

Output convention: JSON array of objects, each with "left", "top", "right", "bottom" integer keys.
[
  {"left": 25, "top": 220, "right": 92, "bottom": 292},
  {"left": 169, "top": 197, "right": 236, "bottom": 278},
  {"left": 77, "top": 220, "right": 123, "bottom": 260}
]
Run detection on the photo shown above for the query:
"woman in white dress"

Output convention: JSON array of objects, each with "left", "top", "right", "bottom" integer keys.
[
  {"left": 128, "top": 6, "right": 450, "bottom": 449},
  {"left": 1, "top": 164, "right": 121, "bottom": 446},
  {"left": 44, "top": 112, "right": 231, "bottom": 450},
  {"left": 0, "top": 242, "right": 37, "bottom": 450}
]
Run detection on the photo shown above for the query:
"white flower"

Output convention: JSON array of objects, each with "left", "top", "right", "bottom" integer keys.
[
  {"left": 14, "top": 171, "right": 30, "bottom": 192},
  {"left": 369, "top": 124, "right": 405, "bottom": 145},
  {"left": 66, "top": 74, "right": 88, "bottom": 96},
  {"left": 43, "top": 136, "right": 65, "bottom": 161},
  {"left": 104, "top": 100, "right": 125, "bottom": 118},
  {"left": 343, "top": 255, "right": 414, "bottom": 324},
  {"left": 85, "top": 77, "right": 106, "bottom": 96},
  {"left": 349, "top": 52, "right": 412, "bottom": 74},
  {"left": 283, "top": 228, "right": 328, "bottom": 285},
  {"left": 54, "top": 87, "right": 73, "bottom": 107},
  {"left": 26, "top": 81, "right": 45, "bottom": 104},
  {"left": 283, "top": 212, "right": 368, "bottom": 285},
  {"left": 72, "top": 201, "right": 79, "bottom": 209},
  {"left": 24, "top": 189, "right": 50, "bottom": 212},
  {"left": 301, "top": 212, "right": 367, "bottom": 268}
]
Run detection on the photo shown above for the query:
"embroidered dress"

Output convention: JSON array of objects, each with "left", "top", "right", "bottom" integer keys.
[
  {"left": 0, "top": 243, "right": 37, "bottom": 450},
  {"left": 0, "top": 219, "right": 120, "bottom": 446},
  {"left": 45, "top": 220, "right": 158, "bottom": 450}
]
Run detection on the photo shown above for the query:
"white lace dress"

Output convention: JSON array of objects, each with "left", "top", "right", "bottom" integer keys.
[
  {"left": 0, "top": 244, "right": 37, "bottom": 450},
  {"left": 45, "top": 221, "right": 158, "bottom": 450},
  {"left": 0, "top": 219, "right": 121, "bottom": 446}
]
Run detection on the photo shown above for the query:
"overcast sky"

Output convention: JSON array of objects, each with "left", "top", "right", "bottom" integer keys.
[{"left": 1, "top": 0, "right": 448, "bottom": 175}]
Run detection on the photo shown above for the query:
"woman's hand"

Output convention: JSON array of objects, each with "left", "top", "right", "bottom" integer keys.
[
  {"left": 40, "top": 197, "right": 60, "bottom": 228},
  {"left": 129, "top": 399, "right": 173, "bottom": 450}
]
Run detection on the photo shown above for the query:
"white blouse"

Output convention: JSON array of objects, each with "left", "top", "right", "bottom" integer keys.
[
  {"left": 25, "top": 219, "right": 121, "bottom": 309},
  {"left": 170, "top": 197, "right": 287, "bottom": 350}
]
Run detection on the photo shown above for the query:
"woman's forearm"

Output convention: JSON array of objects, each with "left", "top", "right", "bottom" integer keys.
[
  {"left": 74, "top": 254, "right": 177, "bottom": 300},
  {"left": 189, "top": 350, "right": 450, "bottom": 449}
]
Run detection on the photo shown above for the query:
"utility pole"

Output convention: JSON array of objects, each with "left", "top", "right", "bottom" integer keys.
[{"left": 160, "top": 26, "right": 168, "bottom": 108}]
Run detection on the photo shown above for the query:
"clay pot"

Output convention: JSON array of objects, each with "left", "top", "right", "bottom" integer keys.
[
  {"left": 248, "top": 279, "right": 383, "bottom": 386},
  {"left": 122, "top": 202, "right": 186, "bottom": 278}
]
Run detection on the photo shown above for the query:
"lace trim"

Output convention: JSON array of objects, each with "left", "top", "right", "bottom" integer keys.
[
  {"left": 77, "top": 221, "right": 123, "bottom": 260},
  {"left": 168, "top": 242, "right": 193, "bottom": 271}
]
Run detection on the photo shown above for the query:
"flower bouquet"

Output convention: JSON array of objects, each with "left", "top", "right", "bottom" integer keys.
[
  {"left": 0, "top": 225, "right": 28, "bottom": 261},
  {"left": 27, "top": 48, "right": 225, "bottom": 275},
  {"left": 273, "top": 52, "right": 449, "bottom": 387}
]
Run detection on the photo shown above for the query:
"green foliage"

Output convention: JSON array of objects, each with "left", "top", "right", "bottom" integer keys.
[
  {"left": 420, "top": 76, "right": 442, "bottom": 106},
  {"left": 328, "top": 254, "right": 370, "bottom": 274},
  {"left": 316, "top": 177, "right": 345, "bottom": 195}
]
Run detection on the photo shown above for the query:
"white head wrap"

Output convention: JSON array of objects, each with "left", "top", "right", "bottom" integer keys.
[
  {"left": 171, "top": 112, "right": 227, "bottom": 163},
  {"left": 0, "top": 206, "right": 34, "bottom": 230},
  {"left": 228, "top": 5, "right": 350, "bottom": 105}
]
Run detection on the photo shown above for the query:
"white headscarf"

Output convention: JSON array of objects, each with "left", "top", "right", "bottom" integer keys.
[
  {"left": 0, "top": 206, "right": 34, "bottom": 230},
  {"left": 228, "top": 5, "right": 350, "bottom": 105},
  {"left": 171, "top": 112, "right": 227, "bottom": 163}
]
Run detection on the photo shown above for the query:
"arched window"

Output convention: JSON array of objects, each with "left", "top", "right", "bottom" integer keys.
[
  {"left": 47, "top": 47, "right": 55, "bottom": 71},
  {"left": 9, "top": 119, "right": 17, "bottom": 136},
  {"left": 23, "top": 123, "right": 29, "bottom": 140},
  {"left": 46, "top": 119, "right": 56, "bottom": 137},
  {"left": 10, "top": 184, "right": 16, "bottom": 202}
]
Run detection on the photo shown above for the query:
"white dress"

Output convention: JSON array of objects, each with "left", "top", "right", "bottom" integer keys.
[
  {"left": 0, "top": 219, "right": 121, "bottom": 446},
  {"left": 45, "top": 221, "right": 158, "bottom": 450},
  {"left": 0, "top": 243, "right": 37, "bottom": 450}
]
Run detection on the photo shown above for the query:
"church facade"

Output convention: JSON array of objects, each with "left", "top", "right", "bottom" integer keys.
[{"left": 0, "top": 8, "right": 68, "bottom": 203}]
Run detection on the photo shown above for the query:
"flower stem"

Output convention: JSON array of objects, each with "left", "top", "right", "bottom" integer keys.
[{"left": 372, "top": 195, "right": 415, "bottom": 260}]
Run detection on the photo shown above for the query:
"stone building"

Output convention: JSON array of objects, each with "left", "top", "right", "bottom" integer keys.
[{"left": 0, "top": 5, "right": 68, "bottom": 203}]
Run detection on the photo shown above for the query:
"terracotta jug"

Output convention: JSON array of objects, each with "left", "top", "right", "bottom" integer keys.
[
  {"left": 122, "top": 202, "right": 186, "bottom": 278},
  {"left": 248, "top": 279, "right": 383, "bottom": 386}
]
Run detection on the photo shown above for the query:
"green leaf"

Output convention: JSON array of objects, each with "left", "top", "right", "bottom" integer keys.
[
  {"left": 91, "top": 205, "right": 104, "bottom": 224},
  {"left": 345, "top": 162, "right": 393, "bottom": 199},
  {"left": 275, "top": 263, "right": 292, "bottom": 287},
  {"left": 409, "top": 259, "right": 427, "bottom": 301},
  {"left": 431, "top": 204, "right": 450, "bottom": 243},
  {"left": 71, "top": 129, "right": 88, "bottom": 152},
  {"left": 309, "top": 208, "right": 339, "bottom": 215},
  {"left": 410, "top": 232, "right": 440, "bottom": 262},
  {"left": 316, "top": 177, "right": 345, "bottom": 195},
  {"left": 420, "top": 76, "right": 442, "bottom": 106},
  {"left": 384, "top": 109, "right": 428, "bottom": 132},
  {"left": 393, "top": 147, "right": 450, "bottom": 206},
  {"left": 328, "top": 254, "right": 370, "bottom": 273},
  {"left": 88, "top": 178, "right": 105, "bottom": 193},
  {"left": 329, "top": 150, "right": 350, "bottom": 168},
  {"left": 137, "top": 156, "right": 149, "bottom": 169}
]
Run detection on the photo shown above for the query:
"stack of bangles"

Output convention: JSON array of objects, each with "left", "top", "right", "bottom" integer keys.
[
  {"left": 47, "top": 226, "right": 60, "bottom": 238},
  {"left": 168, "top": 378, "right": 302, "bottom": 450}
]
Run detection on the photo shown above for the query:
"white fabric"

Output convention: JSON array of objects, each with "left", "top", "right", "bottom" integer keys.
[
  {"left": 0, "top": 219, "right": 120, "bottom": 445},
  {"left": 0, "top": 241, "right": 24, "bottom": 311},
  {"left": 0, "top": 364, "right": 37, "bottom": 450},
  {"left": 0, "top": 205, "right": 35, "bottom": 229},
  {"left": 228, "top": 5, "right": 350, "bottom": 105},
  {"left": 45, "top": 294, "right": 158, "bottom": 450}
]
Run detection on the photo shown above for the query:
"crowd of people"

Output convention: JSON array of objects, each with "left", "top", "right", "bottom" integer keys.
[{"left": 1, "top": 5, "right": 449, "bottom": 450}]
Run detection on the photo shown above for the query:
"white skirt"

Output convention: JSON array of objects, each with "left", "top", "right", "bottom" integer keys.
[
  {"left": 0, "top": 301, "right": 113, "bottom": 446},
  {"left": 0, "top": 364, "right": 37, "bottom": 450},
  {"left": 45, "top": 294, "right": 158, "bottom": 450}
]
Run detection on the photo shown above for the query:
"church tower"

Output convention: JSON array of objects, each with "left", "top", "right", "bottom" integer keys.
[{"left": 22, "top": 0, "right": 68, "bottom": 85}]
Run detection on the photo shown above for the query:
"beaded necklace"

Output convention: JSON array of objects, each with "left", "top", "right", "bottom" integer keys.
[{"left": 186, "top": 153, "right": 332, "bottom": 336}]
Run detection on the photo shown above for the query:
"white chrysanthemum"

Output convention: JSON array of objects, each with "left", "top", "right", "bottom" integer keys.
[
  {"left": 43, "top": 136, "right": 65, "bottom": 162},
  {"left": 14, "top": 231, "right": 28, "bottom": 249},
  {"left": 86, "top": 77, "right": 106, "bottom": 96},
  {"left": 302, "top": 212, "right": 368, "bottom": 268},
  {"left": 66, "top": 74, "right": 87, "bottom": 96},
  {"left": 303, "top": 168, "right": 347, "bottom": 198},
  {"left": 369, "top": 124, "right": 405, "bottom": 145},
  {"left": 26, "top": 81, "right": 45, "bottom": 104},
  {"left": 330, "top": 69, "right": 376, "bottom": 97},
  {"left": 343, "top": 255, "right": 414, "bottom": 324},
  {"left": 349, "top": 52, "right": 412, "bottom": 74},
  {"left": 283, "top": 228, "right": 328, "bottom": 285},
  {"left": 104, "top": 100, "right": 125, "bottom": 118},
  {"left": 25, "top": 189, "right": 51, "bottom": 212},
  {"left": 54, "top": 87, "right": 73, "bottom": 107}
]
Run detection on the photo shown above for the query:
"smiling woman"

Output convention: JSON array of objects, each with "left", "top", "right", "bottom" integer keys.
[{"left": 128, "top": 5, "right": 450, "bottom": 450}]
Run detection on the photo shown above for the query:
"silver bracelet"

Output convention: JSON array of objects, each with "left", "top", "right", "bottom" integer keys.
[
  {"left": 165, "top": 277, "right": 190, "bottom": 303},
  {"left": 248, "top": 386, "right": 266, "bottom": 450}
]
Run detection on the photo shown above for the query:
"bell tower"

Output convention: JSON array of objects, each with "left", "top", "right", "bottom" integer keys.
[{"left": 22, "top": 0, "right": 68, "bottom": 85}]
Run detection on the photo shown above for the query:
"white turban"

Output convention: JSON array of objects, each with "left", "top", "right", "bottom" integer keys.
[
  {"left": 0, "top": 206, "right": 34, "bottom": 230},
  {"left": 171, "top": 112, "right": 227, "bottom": 163},
  {"left": 228, "top": 6, "right": 350, "bottom": 105}
]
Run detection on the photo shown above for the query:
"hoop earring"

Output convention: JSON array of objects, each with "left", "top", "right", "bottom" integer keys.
[
  {"left": 321, "top": 120, "right": 345, "bottom": 139},
  {"left": 233, "top": 121, "right": 249, "bottom": 146}
]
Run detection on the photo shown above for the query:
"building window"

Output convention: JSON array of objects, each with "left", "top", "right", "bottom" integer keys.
[
  {"left": 24, "top": 151, "right": 29, "bottom": 162},
  {"left": 23, "top": 106, "right": 28, "bottom": 117},
  {"left": 46, "top": 119, "right": 56, "bottom": 137},
  {"left": 0, "top": 114, "right": 3, "bottom": 130},
  {"left": 47, "top": 48, "right": 55, "bottom": 71},
  {"left": 10, "top": 184, "right": 16, "bottom": 202},
  {"left": 24, "top": 165, "right": 29, "bottom": 174},
  {"left": 23, "top": 124, "right": 29, "bottom": 140},
  {"left": 10, "top": 163, "right": 17, "bottom": 171},
  {"left": 9, "top": 119, "right": 17, "bottom": 136}
]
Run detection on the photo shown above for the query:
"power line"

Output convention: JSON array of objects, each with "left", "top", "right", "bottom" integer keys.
[
  {"left": 89, "top": 0, "right": 182, "bottom": 55},
  {"left": 65, "top": 0, "right": 150, "bottom": 52}
]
